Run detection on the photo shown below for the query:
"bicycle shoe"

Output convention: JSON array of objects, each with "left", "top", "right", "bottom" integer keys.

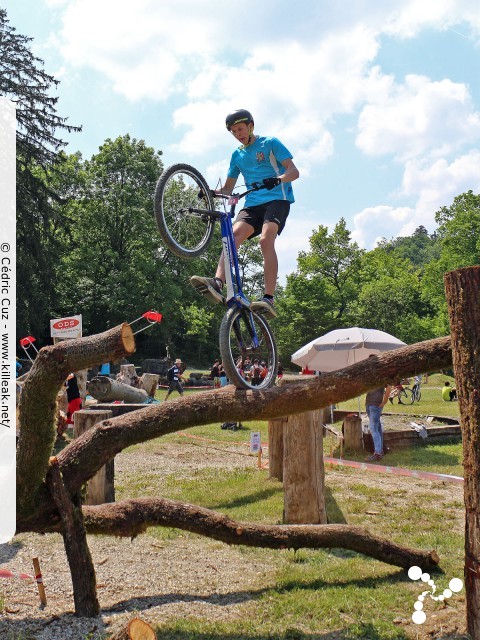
[
  {"left": 250, "top": 297, "right": 277, "bottom": 319},
  {"left": 190, "top": 276, "right": 225, "bottom": 305}
]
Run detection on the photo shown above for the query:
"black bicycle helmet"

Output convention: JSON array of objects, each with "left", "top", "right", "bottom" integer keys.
[{"left": 225, "top": 109, "right": 254, "bottom": 131}]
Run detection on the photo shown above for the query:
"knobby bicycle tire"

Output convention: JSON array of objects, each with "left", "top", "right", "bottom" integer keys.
[
  {"left": 398, "top": 387, "right": 414, "bottom": 405},
  {"left": 154, "top": 163, "right": 216, "bottom": 258},
  {"left": 219, "top": 307, "right": 278, "bottom": 390}
]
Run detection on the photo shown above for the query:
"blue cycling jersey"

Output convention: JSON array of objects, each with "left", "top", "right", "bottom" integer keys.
[{"left": 227, "top": 136, "right": 295, "bottom": 207}]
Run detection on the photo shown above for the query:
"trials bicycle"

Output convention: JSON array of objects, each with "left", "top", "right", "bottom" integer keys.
[{"left": 154, "top": 163, "right": 278, "bottom": 390}]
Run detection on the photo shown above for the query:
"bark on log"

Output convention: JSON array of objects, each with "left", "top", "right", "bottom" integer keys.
[
  {"left": 444, "top": 266, "right": 480, "bottom": 639},
  {"left": 46, "top": 457, "right": 100, "bottom": 617},
  {"left": 88, "top": 377, "right": 148, "bottom": 403},
  {"left": 17, "top": 323, "right": 135, "bottom": 518},
  {"left": 74, "top": 410, "right": 114, "bottom": 505},
  {"left": 283, "top": 410, "right": 327, "bottom": 524},
  {"left": 16, "top": 335, "right": 453, "bottom": 533},
  {"left": 78, "top": 497, "right": 440, "bottom": 570}
]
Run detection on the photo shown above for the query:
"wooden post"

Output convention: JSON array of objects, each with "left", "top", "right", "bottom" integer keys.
[
  {"left": 343, "top": 414, "right": 363, "bottom": 452},
  {"left": 74, "top": 410, "right": 114, "bottom": 505},
  {"left": 32, "top": 557, "right": 47, "bottom": 606},
  {"left": 444, "top": 266, "right": 480, "bottom": 639},
  {"left": 283, "top": 410, "right": 327, "bottom": 524},
  {"left": 268, "top": 417, "right": 286, "bottom": 481}
]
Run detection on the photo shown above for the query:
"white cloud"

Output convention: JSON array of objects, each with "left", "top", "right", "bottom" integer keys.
[
  {"left": 352, "top": 205, "right": 413, "bottom": 248},
  {"left": 352, "top": 151, "right": 480, "bottom": 248},
  {"left": 356, "top": 75, "right": 480, "bottom": 160}
]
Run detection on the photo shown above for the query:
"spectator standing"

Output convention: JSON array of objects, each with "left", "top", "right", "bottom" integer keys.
[
  {"left": 210, "top": 359, "right": 221, "bottom": 388},
  {"left": 365, "top": 358, "right": 392, "bottom": 461},
  {"left": 66, "top": 373, "right": 82, "bottom": 424},
  {"left": 219, "top": 363, "right": 228, "bottom": 387}
]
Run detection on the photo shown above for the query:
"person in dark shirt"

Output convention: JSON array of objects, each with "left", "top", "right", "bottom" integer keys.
[{"left": 65, "top": 373, "right": 82, "bottom": 424}]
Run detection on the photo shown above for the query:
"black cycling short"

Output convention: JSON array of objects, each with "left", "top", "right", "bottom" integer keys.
[{"left": 235, "top": 200, "right": 290, "bottom": 238}]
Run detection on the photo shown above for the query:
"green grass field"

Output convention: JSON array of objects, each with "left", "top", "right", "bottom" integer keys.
[{"left": 113, "top": 371, "right": 468, "bottom": 639}]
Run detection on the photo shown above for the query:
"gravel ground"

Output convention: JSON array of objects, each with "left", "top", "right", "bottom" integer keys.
[{"left": 1, "top": 440, "right": 272, "bottom": 639}]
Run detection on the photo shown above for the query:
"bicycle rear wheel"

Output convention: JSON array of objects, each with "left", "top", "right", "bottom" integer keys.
[
  {"left": 154, "top": 164, "right": 216, "bottom": 258},
  {"left": 219, "top": 307, "right": 278, "bottom": 390},
  {"left": 398, "top": 388, "right": 414, "bottom": 405}
]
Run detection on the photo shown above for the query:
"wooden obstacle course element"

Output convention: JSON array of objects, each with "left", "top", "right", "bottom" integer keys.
[
  {"left": 283, "top": 409, "right": 327, "bottom": 524},
  {"left": 268, "top": 416, "right": 286, "bottom": 481},
  {"left": 88, "top": 377, "right": 148, "bottom": 403},
  {"left": 342, "top": 413, "right": 363, "bottom": 452},
  {"left": 74, "top": 410, "right": 114, "bottom": 505},
  {"left": 139, "top": 373, "right": 159, "bottom": 397}
]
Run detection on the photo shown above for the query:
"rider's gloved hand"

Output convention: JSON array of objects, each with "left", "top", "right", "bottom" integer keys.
[
  {"left": 198, "top": 189, "right": 218, "bottom": 199},
  {"left": 262, "top": 177, "right": 282, "bottom": 190}
]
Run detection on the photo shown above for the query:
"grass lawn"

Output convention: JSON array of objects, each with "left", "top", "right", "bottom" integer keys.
[{"left": 112, "top": 371, "right": 468, "bottom": 639}]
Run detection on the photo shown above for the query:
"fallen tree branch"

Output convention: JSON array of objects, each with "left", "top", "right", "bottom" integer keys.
[{"left": 77, "top": 497, "right": 439, "bottom": 570}]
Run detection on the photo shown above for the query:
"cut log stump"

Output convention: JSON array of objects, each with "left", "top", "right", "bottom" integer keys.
[
  {"left": 110, "top": 617, "right": 156, "bottom": 640},
  {"left": 343, "top": 414, "right": 363, "bottom": 452},
  {"left": 283, "top": 410, "right": 327, "bottom": 524},
  {"left": 74, "top": 410, "right": 114, "bottom": 505}
]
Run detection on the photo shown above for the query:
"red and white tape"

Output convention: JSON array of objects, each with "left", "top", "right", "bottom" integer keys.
[{"left": 0, "top": 568, "right": 35, "bottom": 581}]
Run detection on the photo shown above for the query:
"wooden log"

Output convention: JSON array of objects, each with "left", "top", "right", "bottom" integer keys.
[
  {"left": 117, "top": 364, "right": 139, "bottom": 387},
  {"left": 88, "top": 377, "right": 148, "bottom": 403},
  {"left": 139, "top": 373, "right": 159, "bottom": 398},
  {"left": 268, "top": 417, "right": 286, "bottom": 481},
  {"left": 109, "top": 617, "right": 156, "bottom": 640},
  {"left": 46, "top": 457, "right": 100, "bottom": 616},
  {"left": 74, "top": 410, "right": 114, "bottom": 505},
  {"left": 444, "top": 266, "right": 480, "bottom": 639},
  {"left": 283, "top": 410, "right": 327, "bottom": 524},
  {"left": 343, "top": 414, "right": 363, "bottom": 451}
]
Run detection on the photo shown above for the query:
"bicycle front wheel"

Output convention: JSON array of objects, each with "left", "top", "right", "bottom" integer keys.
[
  {"left": 219, "top": 307, "right": 278, "bottom": 390},
  {"left": 398, "top": 388, "right": 414, "bottom": 405},
  {"left": 154, "top": 164, "right": 216, "bottom": 258}
]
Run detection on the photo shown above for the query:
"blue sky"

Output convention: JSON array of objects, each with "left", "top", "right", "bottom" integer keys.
[{"left": 4, "top": 0, "right": 480, "bottom": 282}]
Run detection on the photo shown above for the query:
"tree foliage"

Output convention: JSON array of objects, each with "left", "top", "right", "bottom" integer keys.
[{"left": 0, "top": 8, "right": 81, "bottom": 339}]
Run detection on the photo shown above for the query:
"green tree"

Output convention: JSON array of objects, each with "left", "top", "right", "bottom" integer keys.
[
  {"left": 353, "top": 246, "right": 436, "bottom": 343},
  {"left": 421, "top": 191, "right": 480, "bottom": 334},
  {"left": 297, "top": 218, "right": 364, "bottom": 323},
  {"left": 0, "top": 9, "right": 81, "bottom": 340}
]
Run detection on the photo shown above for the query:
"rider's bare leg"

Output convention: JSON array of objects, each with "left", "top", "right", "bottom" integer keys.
[{"left": 259, "top": 221, "right": 279, "bottom": 297}]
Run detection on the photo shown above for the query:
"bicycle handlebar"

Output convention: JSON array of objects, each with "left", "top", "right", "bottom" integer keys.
[{"left": 211, "top": 182, "right": 268, "bottom": 201}]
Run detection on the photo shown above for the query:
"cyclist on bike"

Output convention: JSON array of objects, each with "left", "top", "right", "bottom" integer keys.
[{"left": 191, "top": 109, "right": 299, "bottom": 318}]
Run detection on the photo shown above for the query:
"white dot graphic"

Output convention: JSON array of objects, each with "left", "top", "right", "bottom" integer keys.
[
  {"left": 408, "top": 566, "right": 422, "bottom": 580},
  {"left": 443, "top": 589, "right": 453, "bottom": 599},
  {"left": 450, "top": 578, "right": 463, "bottom": 593},
  {"left": 412, "top": 610, "right": 427, "bottom": 625},
  {"left": 421, "top": 573, "right": 430, "bottom": 582},
  {"left": 414, "top": 601, "right": 423, "bottom": 611}
]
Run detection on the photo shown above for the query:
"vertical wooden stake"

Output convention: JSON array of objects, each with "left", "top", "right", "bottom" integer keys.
[
  {"left": 32, "top": 557, "right": 47, "bottom": 606},
  {"left": 257, "top": 446, "right": 262, "bottom": 468}
]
